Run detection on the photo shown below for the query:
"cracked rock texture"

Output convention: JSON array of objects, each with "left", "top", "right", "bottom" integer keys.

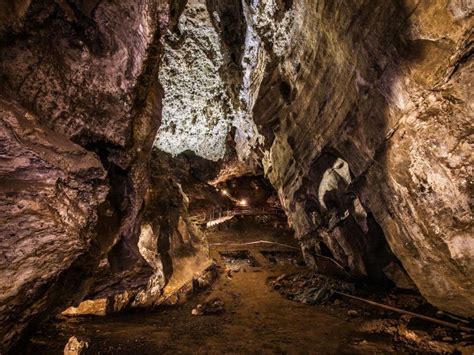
[
  {"left": 155, "top": 0, "right": 263, "bottom": 165},
  {"left": 65, "top": 149, "right": 220, "bottom": 315},
  {"left": 155, "top": 0, "right": 236, "bottom": 161},
  {"left": 0, "top": 0, "right": 170, "bottom": 350},
  {"left": 0, "top": 98, "right": 108, "bottom": 348},
  {"left": 249, "top": 0, "right": 473, "bottom": 316},
  {"left": 1, "top": 0, "right": 473, "bottom": 351}
]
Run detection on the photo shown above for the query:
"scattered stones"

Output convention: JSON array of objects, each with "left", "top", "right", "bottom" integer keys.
[
  {"left": 62, "top": 299, "right": 108, "bottom": 317},
  {"left": 225, "top": 267, "right": 233, "bottom": 279},
  {"left": 359, "top": 319, "right": 464, "bottom": 353},
  {"left": 271, "top": 272, "right": 355, "bottom": 305},
  {"left": 191, "top": 307, "right": 202, "bottom": 316},
  {"left": 63, "top": 336, "right": 88, "bottom": 355},
  {"left": 347, "top": 310, "right": 358, "bottom": 317},
  {"left": 194, "top": 266, "right": 218, "bottom": 290},
  {"left": 192, "top": 298, "right": 225, "bottom": 316}
]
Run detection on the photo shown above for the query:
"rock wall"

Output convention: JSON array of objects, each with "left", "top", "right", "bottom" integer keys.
[
  {"left": 154, "top": 0, "right": 264, "bottom": 166},
  {"left": 0, "top": 1, "right": 473, "bottom": 350},
  {"left": 63, "top": 149, "right": 221, "bottom": 315},
  {"left": 154, "top": 0, "right": 236, "bottom": 161},
  {"left": 248, "top": 0, "right": 473, "bottom": 316},
  {"left": 0, "top": 98, "right": 108, "bottom": 349},
  {"left": 0, "top": 0, "right": 171, "bottom": 350}
]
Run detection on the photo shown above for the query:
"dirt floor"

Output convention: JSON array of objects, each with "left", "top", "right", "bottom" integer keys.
[{"left": 19, "top": 218, "right": 472, "bottom": 354}]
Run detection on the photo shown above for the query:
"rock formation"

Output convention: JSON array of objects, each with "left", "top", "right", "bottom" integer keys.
[
  {"left": 249, "top": 0, "right": 474, "bottom": 316},
  {"left": 0, "top": 0, "right": 171, "bottom": 350},
  {"left": 0, "top": 0, "right": 473, "bottom": 351},
  {"left": 153, "top": 0, "right": 473, "bottom": 316},
  {"left": 0, "top": 98, "right": 108, "bottom": 348}
]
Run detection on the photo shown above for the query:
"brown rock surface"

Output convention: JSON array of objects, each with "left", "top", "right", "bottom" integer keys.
[
  {"left": 67, "top": 150, "right": 217, "bottom": 314},
  {"left": 250, "top": 1, "right": 473, "bottom": 316},
  {"left": 0, "top": 98, "right": 107, "bottom": 349},
  {"left": 1, "top": 0, "right": 473, "bottom": 351},
  {"left": 0, "top": 0, "right": 171, "bottom": 350}
]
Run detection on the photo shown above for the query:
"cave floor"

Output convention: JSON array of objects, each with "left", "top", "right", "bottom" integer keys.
[{"left": 23, "top": 222, "right": 402, "bottom": 354}]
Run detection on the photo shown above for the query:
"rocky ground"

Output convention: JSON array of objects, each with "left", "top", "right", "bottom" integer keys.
[
  {"left": 272, "top": 273, "right": 474, "bottom": 353},
  {"left": 16, "top": 218, "right": 472, "bottom": 354}
]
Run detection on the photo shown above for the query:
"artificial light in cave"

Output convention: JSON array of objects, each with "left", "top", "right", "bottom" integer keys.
[
  {"left": 1, "top": 0, "right": 472, "bottom": 353},
  {"left": 238, "top": 199, "right": 248, "bottom": 207}
]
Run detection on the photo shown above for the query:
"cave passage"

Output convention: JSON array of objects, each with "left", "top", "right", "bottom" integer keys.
[
  {"left": 18, "top": 195, "right": 399, "bottom": 354},
  {"left": 1, "top": 0, "right": 472, "bottom": 354},
  {"left": 18, "top": 171, "right": 461, "bottom": 354}
]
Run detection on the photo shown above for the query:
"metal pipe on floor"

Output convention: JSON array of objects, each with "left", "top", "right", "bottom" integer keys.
[{"left": 334, "top": 291, "right": 474, "bottom": 333}]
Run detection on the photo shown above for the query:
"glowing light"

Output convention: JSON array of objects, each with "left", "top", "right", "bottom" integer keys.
[
  {"left": 239, "top": 199, "right": 248, "bottom": 207},
  {"left": 221, "top": 189, "right": 228, "bottom": 195}
]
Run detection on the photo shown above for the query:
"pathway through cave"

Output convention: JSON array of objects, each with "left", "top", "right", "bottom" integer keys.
[
  {"left": 21, "top": 216, "right": 403, "bottom": 354},
  {"left": 15, "top": 171, "right": 469, "bottom": 354},
  {"left": 1, "top": 1, "right": 473, "bottom": 353}
]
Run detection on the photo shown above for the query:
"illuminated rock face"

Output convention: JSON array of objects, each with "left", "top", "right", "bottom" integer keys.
[
  {"left": 249, "top": 0, "right": 474, "bottom": 316},
  {"left": 155, "top": 0, "right": 234, "bottom": 161},
  {"left": 0, "top": 0, "right": 170, "bottom": 350},
  {"left": 155, "top": 0, "right": 263, "bottom": 164},
  {"left": 0, "top": 0, "right": 473, "bottom": 351}
]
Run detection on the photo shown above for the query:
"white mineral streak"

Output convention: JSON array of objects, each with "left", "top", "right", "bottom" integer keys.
[
  {"left": 233, "top": 0, "right": 267, "bottom": 162},
  {"left": 235, "top": 0, "right": 295, "bottom": 163}
]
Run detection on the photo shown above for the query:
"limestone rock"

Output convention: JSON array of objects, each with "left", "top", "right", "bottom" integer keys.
[
  {"left": 155, "top": 0, "right": 236, "bottom": 161},
  {"left": 250, "top": 0, "right": 474, "bottom": 316},
  {"left": 64, "top": 336, "right": 89, "bottom": 355},
  {"left": 0, "top": 98, "right": 107, "bottom": 349},
  {"left": 0, "top": 0, "right": 171, "bottom": 350}
]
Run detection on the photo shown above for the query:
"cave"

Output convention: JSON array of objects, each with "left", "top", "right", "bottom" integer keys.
[{"left": 0, "top": 0, "right": 473, "bottom": 354}]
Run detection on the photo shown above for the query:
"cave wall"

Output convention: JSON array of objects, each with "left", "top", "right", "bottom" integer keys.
[
  {"left": 65, "top": 149, "right": 217, "bottom": 315},
  {"left": 154, "top": 0, "right": 264, "bottom": 166},
  {"left": 248, "top": 0, "right": 473, "bottom": 316},
  {"left": 0, "top": 0, "right": 171, "bottom": 350},
  {"left": 154, "top": 0, "right": 235, "bottom": 161},
  {"left": 0, "top": 1, "right": 473, "bottom": 351},
  {"left": 0, "top": 98, "right": 108, "bottom": 349}
]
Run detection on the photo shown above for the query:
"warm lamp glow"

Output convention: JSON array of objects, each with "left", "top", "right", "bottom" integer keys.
[{"left": 239, "top": 199, "right": 248, "bottom": 206}]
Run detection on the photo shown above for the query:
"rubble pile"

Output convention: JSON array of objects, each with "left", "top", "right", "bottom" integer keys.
[{"left": 271, "top": 272, "right": 355, "bottom": 305}]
